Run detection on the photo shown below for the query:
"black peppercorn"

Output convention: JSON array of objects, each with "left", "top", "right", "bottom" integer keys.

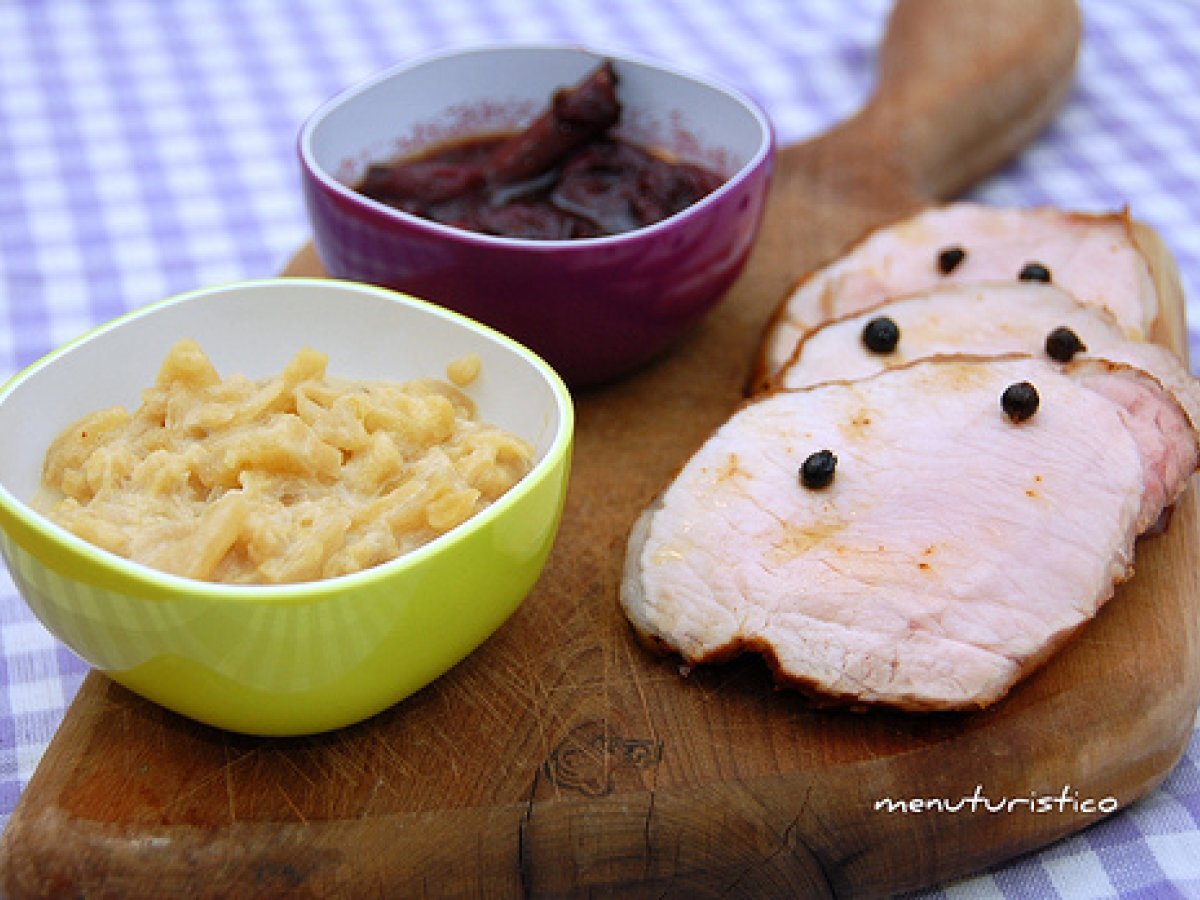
[
  {"left": 1018, "top": 262, "right": 1052, "bottom": 283},
  {"left": 861, "top": 316, "right": 900, "bottom": 354},
  {"left": 937, "top": 246, "right": 966, "bottom": 275},
  {"left": 1045, "top": 325, "right": 1087, "bottom": 362},
  {"left": 800, "top": 450, "right": 837, "bottom": 489},
  {"left": 1001, "top": 381, "right": 1040, "bottom": 422}
]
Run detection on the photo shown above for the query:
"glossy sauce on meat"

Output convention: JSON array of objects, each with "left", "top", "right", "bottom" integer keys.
[{"left": 354, "top": 61, "right": 725, "bottom": 240}]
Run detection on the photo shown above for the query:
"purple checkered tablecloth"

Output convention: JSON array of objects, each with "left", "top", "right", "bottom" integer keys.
[{"left": 2, "top": 0, "right": 1198, "bottom": 895}]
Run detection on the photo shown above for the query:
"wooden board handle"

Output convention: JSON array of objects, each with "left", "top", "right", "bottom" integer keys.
[
  {"left": 866, "top": 0, "right": 1082, "bottom": 199},
  {"left": 760, "top": 0, "right": 1082, "bottom": 290}
]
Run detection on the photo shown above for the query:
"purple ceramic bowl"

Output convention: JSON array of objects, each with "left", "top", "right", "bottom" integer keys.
[{"left": 299, "top": 45, "right": 774, "bottom": 387}]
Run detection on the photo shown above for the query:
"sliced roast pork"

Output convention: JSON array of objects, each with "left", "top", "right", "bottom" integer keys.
[
  {"left": 621, "top": 356, "right": 1199, "bottom": 711},
  {"left": 754, "top": 203, "right": 1158, "bottom": 390},
  {"left": 770, "top": 281, "right": 1200, "bottom": 429}
]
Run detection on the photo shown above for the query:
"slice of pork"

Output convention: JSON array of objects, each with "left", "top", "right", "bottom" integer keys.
[
  {"left": 754, "top": 203, "right": 1158, "bottom": 390},
  {"left": 621, "top": 355, "right": 1199, "bottom": 711},
  {"left": 770, "top": 281, "right": 1200, "bottom": 431}
]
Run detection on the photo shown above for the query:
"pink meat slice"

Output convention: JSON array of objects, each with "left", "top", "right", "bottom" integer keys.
[
  {"left": 756, "top": 203, "right": 1157, "bottom": 389},
  {"left": 621, "top": 356, "right": 1199, "bottom": 711},
  {"left": 771, "top": 282, "right": 1200, "bottom": 430}
]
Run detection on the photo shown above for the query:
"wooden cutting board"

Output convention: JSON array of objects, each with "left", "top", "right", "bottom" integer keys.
[{"left": 6, "top": 1, "right": 1198, "bottom": 896}]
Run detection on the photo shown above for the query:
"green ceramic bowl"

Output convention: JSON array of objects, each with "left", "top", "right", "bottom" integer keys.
[{"left": 0, "top": 279, "right": 573, "bottom": 735}]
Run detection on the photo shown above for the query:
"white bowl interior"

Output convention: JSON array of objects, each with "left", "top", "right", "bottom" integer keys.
[
  {"left": 303, "top": 45, "right": 770, "bottom": 189},
  {"left": 0, "top": 280, "right": 569, "bottom": 506}
]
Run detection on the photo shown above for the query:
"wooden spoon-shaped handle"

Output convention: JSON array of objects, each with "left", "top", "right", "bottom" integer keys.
[
  {"left": 760, "top": 0, "right": 1082, "bottom": 288},
  {"left": 870, "top": 0, "right": 1082, "bottom": 199}
]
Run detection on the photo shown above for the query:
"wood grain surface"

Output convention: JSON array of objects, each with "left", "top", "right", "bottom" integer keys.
[{"left": 8, "top": 1, "right": 1198, "bottom": 897}]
